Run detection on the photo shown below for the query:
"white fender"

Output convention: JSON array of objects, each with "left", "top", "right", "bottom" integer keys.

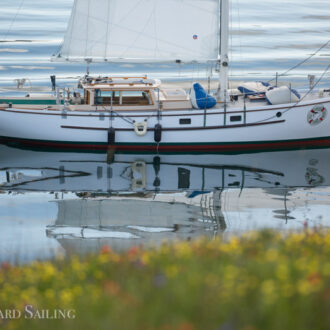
[
  {"left": 133, "top": 120, "right": 148, "bottom": 136},
  {"left": 266, "top": 86, "right": 300, "bottom": 105}
]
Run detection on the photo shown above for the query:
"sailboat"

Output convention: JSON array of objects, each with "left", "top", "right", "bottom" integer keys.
[{"left": 0, "top": 0, "right": 329, "bottom": 152}]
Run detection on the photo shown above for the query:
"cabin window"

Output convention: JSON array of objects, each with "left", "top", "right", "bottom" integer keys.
[
  {"left": 94, "top": 90, "right": 153, "bottom": 106},
  {"left": 94, "top": 90, "right": 111, "bottom": 106},
  {"left": 230, "top": 115, "right": 242, "bottom": 122},
  {"left": 179, "top": 118, "right": 191, "bottom": 125}
]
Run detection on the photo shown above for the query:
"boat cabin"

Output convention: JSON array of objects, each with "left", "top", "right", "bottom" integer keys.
[{"left": 78, "top": 76, "right": 192, "bottom": 111}]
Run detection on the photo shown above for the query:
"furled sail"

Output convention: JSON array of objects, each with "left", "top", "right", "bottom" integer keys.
[{"left": 53, "top": 0, "right": 220, "bottom": 63}]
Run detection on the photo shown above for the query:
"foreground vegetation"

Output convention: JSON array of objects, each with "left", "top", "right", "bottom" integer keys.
[{"left": 0, "top": 229, "right": 330, "bottom": 330}]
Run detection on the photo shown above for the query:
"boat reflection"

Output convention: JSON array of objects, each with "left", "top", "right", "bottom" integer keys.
[
  {"left": 0, "top": 144, "right": 329, "bottom": 256},
  {"left": 0, "top": 145, "right": 329, "bottom": 192},
  {"left": 46, "top": 196, "right": 224, "bottom": 255}
]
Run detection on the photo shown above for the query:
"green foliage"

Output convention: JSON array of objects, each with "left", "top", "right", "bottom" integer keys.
[{"left": 0, "top": 229, "right": 330, "bottom": 330}]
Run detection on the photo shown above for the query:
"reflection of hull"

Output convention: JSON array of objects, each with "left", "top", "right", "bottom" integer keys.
[
  {"left": 48, "top": 226, "right": 217, "bottom": 254},
  {"left": 47, "top": 223, "right": 217, "bottom": 254},
  {"left": 46, "top": 198, "right": 220, "bottom": 254},
  {"left": 0, "top": 144, "right": 329, "bottom": 192},
  {"left": 53, "top": 199, "right": 209, "bottom": 227}
]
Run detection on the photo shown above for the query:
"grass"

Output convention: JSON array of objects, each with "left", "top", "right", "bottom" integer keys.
[{"left": 0, "top": 229, "right": 329, "bottom": 330}]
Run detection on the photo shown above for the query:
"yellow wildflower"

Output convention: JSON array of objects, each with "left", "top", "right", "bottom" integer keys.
[
  {"left": 261, "top": 280, "right": 278, "bottom": 304},
  {"left": 41, "top": 262, "right": 56, "bottom": 281},
  {"left": 297, "top": 280, "right": 312, "bottom": 295},
  {"left": 97, "top": 253, "right": 110, "bottom": 264},
  {"left": 72, "top": 285, "right": 83, "bottom": 297},
  {"left": 165, "top": 265, "right": 179, "bottom": 278},
  {"left": 175, "top": 242, "right": 192, "bottom": 258},
  {"left": 265, "top": 248, "right": 279, "bottom": 262},
  {"left": 60, "top": 290, "right": 73, "bottom": 305},
  {"left": 93, "top": 270, "right": 104, "bottom": 280},
  {"left": 276, "top": 263, "right": 289, "bottom": 281},
  {"left": 141, "top": 252, "right": 150, "bottom": 265},
  {"left": 44, "top": 288, "right": 55, "bottom": 300}
]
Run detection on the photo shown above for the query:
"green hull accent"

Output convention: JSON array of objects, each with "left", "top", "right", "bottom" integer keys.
[{"left": 0, "top": 99, "right": 65, "bottom": 105}]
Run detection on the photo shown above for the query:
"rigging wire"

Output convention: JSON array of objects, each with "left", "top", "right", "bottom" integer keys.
[
  {"left": 236, "top": 0, "right": 244, "bottom": 78},
  {"left": 197, "top": 62, "right": 200, "bottom": 82},
  {"left": 102, "top": 106, "right": 155, "bottom": 126},
  {"left": 228, "top": 0, "right": 233, "bottom": 90},
  {"left": 281, "top": 62, "right": 330, "bottom": 114},
  {"left": 267, "top": 39, "right": 330, "bottom": 83},
  {"left": 253, "top": 62, "right": 330, "bottom": 124},
  {"left": 2, "top": 0, "right": 25, "bottom": 41}
]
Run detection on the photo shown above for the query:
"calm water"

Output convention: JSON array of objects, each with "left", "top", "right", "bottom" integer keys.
[
  {"left": 0, "top": 0, "right": 330, "bottom": 263},
  {"left": 0, "top": 0, "right": 329, "bottom": 87},
  {"left": 1, "top": 145, "right": 330, "bottom": 263}
]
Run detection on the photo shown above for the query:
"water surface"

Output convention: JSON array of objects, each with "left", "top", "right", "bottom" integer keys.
[
  {"left": 0, "top": 1, "right": 329, "bottom": 263},
  {"left": 0, "top": 145, "right": 330, "bottom": 263},
  {"left": 0, "top": 0, "right": 329, "bottom": 88}
]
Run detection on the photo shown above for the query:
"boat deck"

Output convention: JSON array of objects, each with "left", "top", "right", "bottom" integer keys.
[
  {"left": 0, "top": 91, "right": 326, "bottom": 112},
  {"left": 0, "top": 76, "right": 329, "bottom": 112}
]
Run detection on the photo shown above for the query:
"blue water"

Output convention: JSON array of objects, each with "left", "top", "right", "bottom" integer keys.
[
  {"left": 0, "top": 0, "right": 330, "bottom": 263},
  {"left": 0, "top": 0, "right": 329, "bottom": 89}
]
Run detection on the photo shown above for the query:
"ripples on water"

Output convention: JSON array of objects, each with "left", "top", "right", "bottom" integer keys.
[
  {"left": 0, "top": 0, "right": 329, "bottom": 263},
  {"left": 0, "top": 0, "right": 329, "bottom": 87}
]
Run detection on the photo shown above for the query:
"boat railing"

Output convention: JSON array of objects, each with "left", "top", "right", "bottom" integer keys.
[
  {"left": 157, "top": 88, "right": 162, "bottom": 121},
  {"left": 81, "top": 76, "right": 159, "bottom": 88},
  {"left": 55, "top": 87, "right": 71, "bottom": 110}
]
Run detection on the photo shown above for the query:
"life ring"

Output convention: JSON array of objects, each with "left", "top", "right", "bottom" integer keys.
[
  {"left": 305, "top": 167, "right": 324, "bottom": 186},
  {"left": 307, "top": 105, "right": 327, "bottom": 126},
  {"left": 133, "top": 120, "right": 148, "bottom": 136}
]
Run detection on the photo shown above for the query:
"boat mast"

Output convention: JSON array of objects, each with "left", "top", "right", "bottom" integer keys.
[{"left": 218, "top": 0, "right": 229, "bottom": 101}]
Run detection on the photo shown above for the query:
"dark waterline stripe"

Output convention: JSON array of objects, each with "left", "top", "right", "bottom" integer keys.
[{"left": 1, "top": 135, "right": 330, "bottom": 154}]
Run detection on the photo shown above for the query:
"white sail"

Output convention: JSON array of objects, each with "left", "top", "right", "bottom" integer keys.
[{"left": 54, "top": 0, "right": 220, "bottom": 63}]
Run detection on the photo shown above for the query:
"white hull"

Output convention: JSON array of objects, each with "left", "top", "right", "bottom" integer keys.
[{"left": 1, "top": 97, "right": 330, "bottom": 152}]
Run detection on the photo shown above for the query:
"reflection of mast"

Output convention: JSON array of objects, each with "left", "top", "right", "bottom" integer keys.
[
  {"left": 212, "top": 189, "right": 227, "bottom": 232},
  {"left": 284, "top": 189, "right": 288, "bottom": 224},
  {"left": 106, "top": 150, "right": 113, "bottom": 194},
  {"left": 200, "top": 189, "right": 227, "bottom": 234},
  {"left": 265, "top": 188, "right": 295, "bottom": 223}
]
